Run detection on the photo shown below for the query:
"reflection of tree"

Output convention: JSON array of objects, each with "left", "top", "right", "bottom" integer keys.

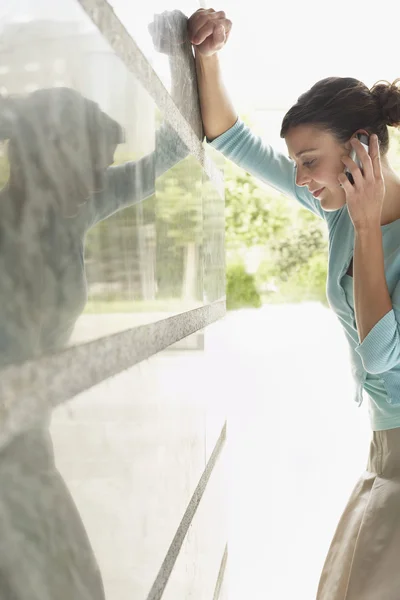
[
  {"left": 2, "top": 143, "right": 220, "bottom": 306},
  {"left": 85, "top": 193, "right": 158, "bottom": 302},
  {"left": 224, "top": 160, "right": 329, "bottom": 304},
  {"left": 202, "top": 175, "right": 226, "bottom": 303},
  {"left": 155, "top": 156, "right": 203, "bottom": 302},
  {"left": 225, "top": 161, "right": 291, "bottom": 250},
  {"left": 84, "top": 152, "right": 326, "bottom": 307},
  {"left": 85, "top": 206, "right": 140, "bottom": 301},
  {"left": 268, "top": 211, "right": 327, "bottom": 282},
  {"left": 85, "top": 155, "right": 206, "bottom": 304},
  {"left": 0, "top": 150, "right": 9, "bottom": 188}
]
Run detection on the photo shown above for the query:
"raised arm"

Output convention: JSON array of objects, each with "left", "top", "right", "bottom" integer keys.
[
  {"left": 188, "top": 9, "right": 325, "bottom": 219},
  {"left": 188, "top": 9, "right": 236, "bottom": 140}
]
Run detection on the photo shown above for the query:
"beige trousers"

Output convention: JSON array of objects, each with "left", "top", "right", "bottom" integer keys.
[{"left": 317, "top": 427, "right": 400, "bottom": 600}]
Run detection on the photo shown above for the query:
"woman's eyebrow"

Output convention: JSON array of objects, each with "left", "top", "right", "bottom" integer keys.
[{"left": 288, "top": 147, "right": 318, "bottom": 160}]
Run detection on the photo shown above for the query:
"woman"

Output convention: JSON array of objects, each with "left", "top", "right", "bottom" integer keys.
[{"left": 188, "top": 8, "right": 400, "bottom": 600}]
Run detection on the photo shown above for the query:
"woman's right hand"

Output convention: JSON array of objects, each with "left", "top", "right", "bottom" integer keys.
[{"left": 187, "top": 8, "right": 232, "bottom": 57}]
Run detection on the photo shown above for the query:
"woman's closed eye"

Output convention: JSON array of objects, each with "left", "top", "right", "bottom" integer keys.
[{"left": 303, "top": 159, "right": 316, "bottom": 168}]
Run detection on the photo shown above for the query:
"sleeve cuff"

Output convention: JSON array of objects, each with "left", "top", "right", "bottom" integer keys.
[
  {"left": 206, "top": 117, "right": 241, "bottom": 149},
  {"left": 355, "top": 309, "right": 399, "bottom": 374}
]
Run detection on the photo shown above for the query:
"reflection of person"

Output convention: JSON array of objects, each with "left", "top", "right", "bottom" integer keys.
[
  {"left": 189, "top": 7, "right": 400, "bottom": 599},
  {"left": 0, "top": 87, "right": 188, "bottom": 599},
  {"left": 0, "top": 87, "right": 187, "bottom": 367}
]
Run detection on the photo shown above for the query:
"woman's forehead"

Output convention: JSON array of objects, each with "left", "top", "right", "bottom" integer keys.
[{"left": 285, "top": 125, "right": 335, "bottom": 158}]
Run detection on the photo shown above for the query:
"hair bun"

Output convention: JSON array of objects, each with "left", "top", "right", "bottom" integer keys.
[{"left": 370, "top": 78, "right": 400, "bottom": 127}]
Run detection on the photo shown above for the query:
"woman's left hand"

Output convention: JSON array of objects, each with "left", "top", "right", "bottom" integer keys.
[{"left": 338, "top": 134, "right": 385, "bottom": 232}]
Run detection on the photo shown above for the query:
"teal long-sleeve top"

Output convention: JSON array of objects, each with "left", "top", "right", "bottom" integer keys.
[{"left": 209, "top": 118, "right": 400, "bottom": 431}]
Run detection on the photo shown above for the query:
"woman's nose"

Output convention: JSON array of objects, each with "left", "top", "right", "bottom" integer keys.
[{"left": 295, "top": 166, "right": 311, "bottom": 187}]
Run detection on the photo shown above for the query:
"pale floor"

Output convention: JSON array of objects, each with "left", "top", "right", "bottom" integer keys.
[
  {"left": 54, "top": 302, "right": 371, "bottom": 600},
  {"left": 218, "top": 303, "right": 371, "bottom": 600}
]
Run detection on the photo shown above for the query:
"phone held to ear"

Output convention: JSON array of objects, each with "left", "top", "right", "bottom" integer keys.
[{"left": 344, "top": 133, "right": 370, "bottom": 185}]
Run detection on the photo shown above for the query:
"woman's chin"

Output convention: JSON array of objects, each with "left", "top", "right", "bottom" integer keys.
[{"left": 319, "top": 189, "right": 346, "bottom": 212}]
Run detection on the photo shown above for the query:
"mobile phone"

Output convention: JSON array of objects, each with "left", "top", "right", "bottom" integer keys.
[{"left": 344, "top": 133, "right": 369, "bottom": 185}]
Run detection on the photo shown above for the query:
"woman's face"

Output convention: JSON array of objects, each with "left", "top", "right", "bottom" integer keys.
[{"left": 285, "top": 124, "right": 352, "bottom": 212}]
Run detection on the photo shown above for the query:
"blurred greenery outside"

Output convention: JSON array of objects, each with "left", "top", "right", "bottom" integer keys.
[
  {"left": 2, "top": 124, "right": 400, "bottom": 313},
  {"left": 226, "top": 122, "right": 400, "bottom": 309}
]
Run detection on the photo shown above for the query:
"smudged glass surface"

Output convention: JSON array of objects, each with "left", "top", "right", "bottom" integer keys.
[
  {"left": 109, "top": 2, "right": 203, "bottom": 136},
  {"left": 0, "top": 2, "right": 226, "bottom": 599},
  {"left": 0, "top": 0, "right": 224, "bottom": 362},
  {"left": 49, "top": 327, "right": 227, "bottom": 600}
]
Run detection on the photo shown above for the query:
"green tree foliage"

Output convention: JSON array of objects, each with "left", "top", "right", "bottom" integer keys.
[
  {"left": 225, "top": 161, "right": 291, "bottom": 249},
  {"left": 154, "top": 156, "right": 203, "bottom": 299},
  {"left": 226, "top": 263, "right": 261, "bottom": 309},
  {"left": 224, "top": 160, "right": 329, "bottom": 307},
  {"left": 0, "top": 146, "right": 9, "bottom": 188},
  {"left": 85, "top": 153, "right": 218, "bottom": 304},
  {"left": 268, "top": 253, "right": 329, "bottom": 306},
  {"left": 267, "top": 215, "right": 327, "bottom": 282}
]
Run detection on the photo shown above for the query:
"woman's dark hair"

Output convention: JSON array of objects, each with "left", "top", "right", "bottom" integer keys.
[{"left": 280, "top": 77, "right": 400, "bottom": 155}]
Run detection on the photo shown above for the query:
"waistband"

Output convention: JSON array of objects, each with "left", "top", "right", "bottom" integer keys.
[{"left": 367, "top": 427, "right": 400, "bottom": 476}]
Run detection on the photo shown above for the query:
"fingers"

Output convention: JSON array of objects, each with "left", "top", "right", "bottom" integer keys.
[
  {"left": 340, "top": 155, "right": 364, "bottom": 188},
  {"left": 220, "top": 18, "right": 232, "bottom": 42},
  {"left": 194, "top": 8, "right": 226, "bottom": 19},
  {"left": 191, "top": 20, "right": 216, "bottom": 45},
  {"left": 352, "top": 137, "right": 374, "bottom": 180},
  {"left": 337, "top": 171, "right": 355, "bottom": 195},
  {"left": 339, "top": 134, "right": 384, "bottom": 201},
  {"left": 211, "top": 23, "right": 227, "bottom": 51},
  {"left": 188, "top": 8, "right": 218, "bottom": 37},
  {"left": 188, "top": 8, "right": 230, "bottom": 45},
  {"left": 191, "top": 18, "right": 231, "bottom": 46},
  {"left": 208, "top": 10, "right": 227, "bottom": 19},
  {"left": 370, "top": 134, "right": 383, "bottom": 181}
]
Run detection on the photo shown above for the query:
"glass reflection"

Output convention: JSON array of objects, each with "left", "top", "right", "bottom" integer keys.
[
  {"left": 0, "top": 83, "right": 153, "bottom": 600},
  {"left": 203, "top": 170, "right": 225, "bottom": 304},
  {"left": 0, "top": 87, "right": 123, "bottom": 367},
  {"left": 50, "top": 327, "right": 226, "bottom": 600},
  {"left": 0, "top": 86, "right": 192, "bottom": 365},
  {"left": 0, "top": 4, "right": 226, "bottom": 356},
  {"left": 0, "top": 3, "right": 225, "bottom": 598},
  {"left": 111, "top": 3, "right": 201, "bottom": 119},
  {"left": 71, "top": 143, "right": 207, "bottom": 345},
  {"left": 147, "top": 8, "right": 203, "bottom": 137}
]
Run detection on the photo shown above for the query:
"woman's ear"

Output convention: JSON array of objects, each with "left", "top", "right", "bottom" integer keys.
[
  {"left": 352, "top": 128, "right": 370, "bottom": 139},
  {"left": 344, "top": 128, "right": 369, "bottom": 151}
]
